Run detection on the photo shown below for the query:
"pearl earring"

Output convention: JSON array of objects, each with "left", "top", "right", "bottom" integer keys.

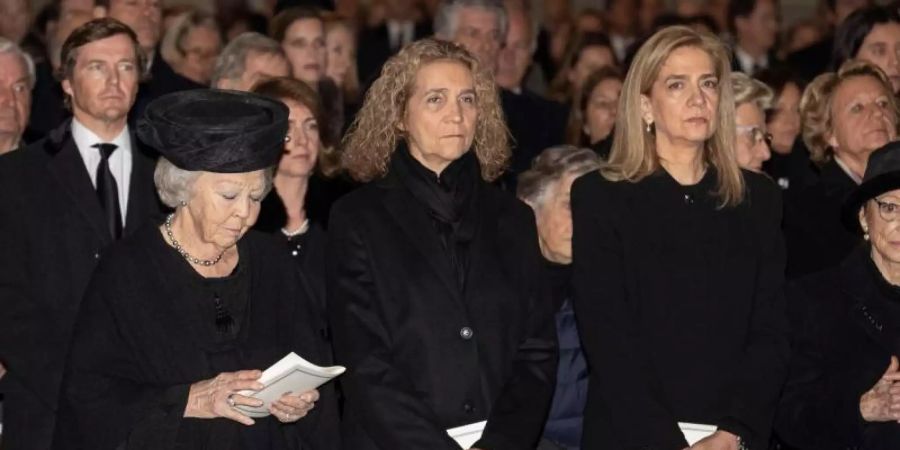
[
  {"left": 645, "top": 121, "right": 653, "bottom": 133},
  {"left": 180, "top": 200, "right": 187, "bottom": 207},
  {"left": 863, "top": 227, "right": 870, "bottom": 241}
]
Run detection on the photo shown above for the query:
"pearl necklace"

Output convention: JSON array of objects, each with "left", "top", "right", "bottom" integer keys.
[
  {"left": 164, "top": 213, "right": 225, "bottom": 266},
  {"left": 281, "top": 218, "right": 310, "bottom": 238}
]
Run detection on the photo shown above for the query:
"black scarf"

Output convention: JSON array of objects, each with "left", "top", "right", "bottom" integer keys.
[{"left": 391, "top": 144, "right": 480, "bottom": 290}]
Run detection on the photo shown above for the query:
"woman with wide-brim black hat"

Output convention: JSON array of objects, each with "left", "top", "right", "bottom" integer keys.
[
  {"left": 775, "top": 141, "right": 900, "bottom": 449},
  {"left": 52, "top": 89, "right": 340, "bottom": 450}
]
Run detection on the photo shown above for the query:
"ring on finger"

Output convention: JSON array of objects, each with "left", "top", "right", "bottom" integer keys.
[{"left": 226, "top": 394, "right": 236, "bottom": 408}]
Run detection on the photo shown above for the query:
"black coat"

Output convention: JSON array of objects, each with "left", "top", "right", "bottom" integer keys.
[
  {"left": 499, "top": 88, "right": 568, "bottom": 191},
  {"left": 52, "top": 225, "right": 340, "bottom": 450},
  {"left": 28, "top": 61, "right": 69, "bottom": 138},
  {"left": 356, "top": 21, "right": 432, "bottom": 86},
  {"left": 326, "top": 168, "right": 557, "bottom": 450},
  {"left": 786, "top": 36, "right": 832, "bottom": 83},
  {"left": 570, "top": 169, "right": 789, "bottom": 450},
  {"left": 0, "top": 120, "right": 161, "bottom": 450},
  {"left": 131, "top": 55, "right": 206, "bottom": 125},
  {"left": 783, "top": 159, "right": 861, "bottom": 279},
  {"left": 775, "top": 245, "right": 900, "bottom": 449}
]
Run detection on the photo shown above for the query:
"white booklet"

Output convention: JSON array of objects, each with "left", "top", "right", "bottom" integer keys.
[
  {"left": 678, "top": 422, "right": 718, "bottom": 445},
  {"left": 447, "top": 420, "right": 486, "bottom": 448},
  {"left": 234, "top": 352, "right": 346, "bottom": 418}
]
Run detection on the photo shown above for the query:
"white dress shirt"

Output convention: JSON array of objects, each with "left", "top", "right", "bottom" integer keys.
[
  {"left": 71, "top": 118, "right": 133, "bottom": 223},
  {"left": 735, "top": 46, "right": 769, "bottom": 74}
]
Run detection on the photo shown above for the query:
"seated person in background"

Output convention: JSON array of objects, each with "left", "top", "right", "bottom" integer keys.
[
  {"left": 517, "top": 145, "right": 601, "bottom": 450},
  {"left": 210, "top": 32, "right": 290, "bottom": 91},
  {"left": 564, "top": 66, "right": 623, "bottom": 158},
  {"left": 0, "top": 38, "right": 34, "bottom": 153},
  {"left": 548, "top": 32, "right": 618, "bottom": 105},
  {"left": 832, "top": 6, "right": 900, "bottom": 95},
  {"left": 756, "top": 67, "right": 815, "bottom": 191},
  {"left": 160, "top": 11, "right": 222, "bottom": 86},
  {"left": 731, "top": 71, "right": 774, "bottom": 172}
]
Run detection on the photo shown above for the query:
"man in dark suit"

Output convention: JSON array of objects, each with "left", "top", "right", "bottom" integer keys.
[
  {"left": 495, "top": 5, "right": 567, "bottom": 190},
  {"left": 786, "top": 0, "right": 872, "bottom": 82},
  {"left": 0, "top": 18, "right": 161, "bottom": 450},
  {"left": 728, "top": 0, "right": 780, "bottom": 75},
  {"left": 357, "top": 0, "right": 432, "bottom": 85}
]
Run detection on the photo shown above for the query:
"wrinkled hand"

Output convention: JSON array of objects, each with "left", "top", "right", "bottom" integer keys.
[
  {"left": 691, "top": 430, "right": 739, "bottom": 450},
  {"left": 269, "top": 389, "right": 319, "bottom": 423},
  {"left": 184, "top": 369, "right": 265, "bottom": 426},
  {"left": 860, "top": 356, "right": 900, "bottom": 422}
]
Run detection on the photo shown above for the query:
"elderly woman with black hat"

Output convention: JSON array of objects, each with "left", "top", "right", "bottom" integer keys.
[
  {"left": 775, "top": 141, "right": 900, "bottom": 449},
  {"left": 53, "top": 89, "right": 340, "bottom": 450}
]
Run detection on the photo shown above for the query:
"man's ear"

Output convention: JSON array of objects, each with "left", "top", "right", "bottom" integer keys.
[{"left": 61, "top": 79, "right": 73, "bottom": 98}]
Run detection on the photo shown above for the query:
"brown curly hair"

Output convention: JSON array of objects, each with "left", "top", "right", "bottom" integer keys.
[{"left": 340, "top": 38, "right": 509, "bottom": 182}]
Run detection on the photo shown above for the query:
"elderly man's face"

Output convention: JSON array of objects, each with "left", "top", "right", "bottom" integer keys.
[
  {"left": 529, "top": 172, "right": 578, "bottom": 264},
  {"left": 62, "top": 33, "right": 140, "bottom": 126},
  {"left": 219, "top": 51, "right": 290, "bottom": 92},
  {"left": 185, "top": 170, "right": 267, "bottom": 251},
  {"left": 452, "top": 6, "right": 503, "bottom": 74},
  {"left": 106, "top": 0, "right": 162, "bottom": 52},
  {"left": 496, "top": 8, "right": 532, "bottom": 90},
  {"left": 0, "top": 51, "right": 31, "bottom": 152}
]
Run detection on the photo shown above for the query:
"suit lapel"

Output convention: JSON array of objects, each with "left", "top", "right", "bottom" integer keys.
[
  {"left": 380, "top": 182, "right": 461, "bottom": 301},
  {"left": 45, "top": 121, "right": 112, "bottom": 246}
]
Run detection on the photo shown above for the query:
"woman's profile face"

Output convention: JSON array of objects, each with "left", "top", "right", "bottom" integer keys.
[
  {"left": 278, "top": 99, "right": 320, "bottom": 178},
  {"left": 400, "top": 59, "right": 478, "bottom": 174},
  {"left": 856, "top": 22, "right": 900, "bottom": 93},
  {"left": 185, "top": 170, "right": 267, "bottom": 250},
  {"left": 325, "top": 25, "right": 354, "bottom": 88},
  {"left": 861, "top": 188, "right": 900, "bottom": 266},
  {"left": 767, "top": 81, "right": 801, "bottom": 154},
  {"left": 734, "top": 101, "right": 771, "bottom": 172},
  {"left": 828, "top": 75, "right": 896, "bottom": 160},
  {"left": 641, "top": 45, "right": 719, "bottom": 150},
  {"left": 585, "top": 77, "right": 622, "bottom": 144}
]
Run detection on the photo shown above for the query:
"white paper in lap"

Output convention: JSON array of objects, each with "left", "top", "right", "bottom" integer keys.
[
  {"left": 679, "top": 422, "right": 718, "bottom": 445},
  {"left": 447, "top": 420, "right": 487, "bottom": 448}
]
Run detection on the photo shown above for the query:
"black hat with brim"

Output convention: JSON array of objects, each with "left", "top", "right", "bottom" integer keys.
[
  {"left": 842, "top": 140, "right": 900, "bottom": 232},
  {"left": 137, "top": 89, "right": 289, "bottom": 173}
]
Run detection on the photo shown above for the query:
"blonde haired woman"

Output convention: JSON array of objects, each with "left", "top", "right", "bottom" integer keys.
[
  {"left": 329, "top": 38, "right": 556, "bottom": 449},
  {"left": 730, "top": 72, "right": 775, "bottom": 172},
  {"left": 784, "top": 60, "right": 898, "bottom": 279},
  {"left": 571, "top": 26, "right": 788, "bottom": 449}
]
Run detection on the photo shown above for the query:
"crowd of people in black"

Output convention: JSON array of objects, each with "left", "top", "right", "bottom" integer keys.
[{"left": 3, "top": 0, "right": 900, "bottom": 449}]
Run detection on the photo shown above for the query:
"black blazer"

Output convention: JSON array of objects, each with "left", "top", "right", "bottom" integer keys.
[
  {"left": 0, "top": 120, "right": 161, "bottom": 450},
  {"left": 783, "top": 159, "right": 860, "bottom": 279},
  {"left": 776, "top": 245, "right": 900, "bottom": 449},
  {"left": 570, "top": 169, "right": 789, "bottom": 450},
  {"left": 499, "top": 88, "right": 568, "bottom": 191},
  {"left": 327, "top": 171, "right": 557, "bottom": 450},
  {"left": 356, "top": 21, "right": 432, "bottom": 86}
]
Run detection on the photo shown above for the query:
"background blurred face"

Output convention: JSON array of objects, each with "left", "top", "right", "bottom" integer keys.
[
  {"left": 178, "top": 24, "right": 221, "bottom": 85},
  {"left": 734, "top": 102, "right": 771, "bottom": 171},
  {"left": 767, "top": 81, "right": 801, "bottom": 154},
  {"left": 642, "top": 46, "right": 719, "bottom": 150},
  {"left": 828, "top": 75, "right": 897, "bottom": 160},
  {"left": 585, "top": 78, "right": 622, "bottom": 143},
  {"left": 496, "top": 8, "right": 533, "bottom": 90},
  {"left": 568, "top": 46, "right": 615, "bottom": 91},
  {"left": 530, "top": 173, "right": 577, "bottom": 264},
  {"left": 218, "top": 51, "right": 290, "bottom": 92},
  {"left": 0, "top": 51, "right": 31, "bottom": 151},
  {"left": 856, "top": 23, "right": 900, "bottom": 93},
  {"left": 452, "top": 6, "right": 503, "bottom": 74},
  {"left": 282, "top": 18, "right": 326, "bottom": 86},
  {"left": 48, "top": 7, "right": 94, "bottom": 69},
  {"left": 186, "top": 171, "right": 266, "bottom": 250},
  {"left": 861, "top": 189, "right": 900, "bottom": 267},
  {"left": 401, "top": 60, "right": 477, "bottom": 174},
  {"left": 735, "top": 0, "right": 778, "bottom": 51},
  {"left": 787, "top": 23, "right": 822, "bottom": 54},
  {"left": 0, "top": 0, "right": 30, "bottom": 43},
  {"left": 62, "top": 33, "right": 140, "bottom": 125},
  {"left": 107, "top": 0, "right": 162, "bottom": 52},
  {"left": 325, "top": 25, "right": 354, "bottom": 88},
  {"left": 279, "top": 99, "right": 320, "bottom": 178}
]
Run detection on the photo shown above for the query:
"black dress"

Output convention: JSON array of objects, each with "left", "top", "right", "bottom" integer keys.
[
  {"left": 570, "top": 168, "right": 789, "bottom": 449},
  {"left": 53, "top": 223, "right": 340, "bottom": 450},
  {"left": 776, "top": 245, "right": 900, "bottom": 449},
  {"left": 327, "top": 147, "right": 557, "bottom": 449}
]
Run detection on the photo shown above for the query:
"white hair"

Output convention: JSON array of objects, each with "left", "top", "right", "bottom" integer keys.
[
  {"left": 154, "top": 157, "right": 276, "bottom": 208},
  {"left": 0, "top": 37, "right": 35, "bottom": 89},
  {"left": 210, "top": 32, "right": 284, "bottom": 88},
  {"left": 434, "top": 0, "right": 508, "bottom": 42}
]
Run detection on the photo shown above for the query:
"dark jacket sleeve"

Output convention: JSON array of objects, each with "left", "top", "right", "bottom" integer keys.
[
  {"left": 326, "top": 204, "right": 463, "bottom": 449},
  {"left": 54, "top": 259, "right": 191, "bottom": 450},
  {"left": 570, "top": 174, "right": 686, "bottom": 450},
  {"left": 474, "top": 203, "right": 558, "bottom": 450},
  {"left": 774, "top": 281, "right": 880, "bottom": 448},
  {"left": 717, "top": 177, "right": 791, "bottom": 446}
]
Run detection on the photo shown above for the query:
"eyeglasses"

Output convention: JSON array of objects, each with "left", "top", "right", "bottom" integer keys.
[
  {"left": 873, "top": 197, "right": 900, "bottom": 222},
  {"left": 735, "top": 125, "right": 773, "bottom": 147}
]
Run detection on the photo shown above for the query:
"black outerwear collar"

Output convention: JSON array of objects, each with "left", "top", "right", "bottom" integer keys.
[{"left": 841, "top": 244, "right": 900, "bottom": 357}]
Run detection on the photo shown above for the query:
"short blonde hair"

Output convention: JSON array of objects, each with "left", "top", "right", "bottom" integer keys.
[
  {"left": 604, "top": 26, "right": 744, "bottom": 207},
  {"left": 800, "top": 59, "right": 898, "bottom": 166},
  {"left": 341, "top": 38, "right": 509, "bottom": 182},
  {"left": 731, "top": 72, "right": 774, "bottom": 111}
]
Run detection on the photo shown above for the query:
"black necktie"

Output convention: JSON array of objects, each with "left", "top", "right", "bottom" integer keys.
[{"left": 93, "top": 143, "right": 122, "bottom": 240}]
